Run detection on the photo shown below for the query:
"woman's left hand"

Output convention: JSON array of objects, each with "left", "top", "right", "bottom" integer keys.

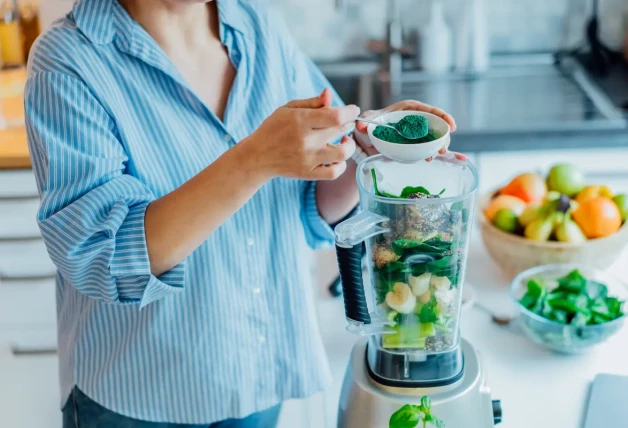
[{"left": 354, "top": 100, "right": 467, "bottom": 161}]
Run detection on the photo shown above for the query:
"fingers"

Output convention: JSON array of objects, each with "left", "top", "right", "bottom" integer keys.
[
  {"left": 302, "top": 105, "right": 360, "bottom": 129},
  {"left": 355, "top": 109, "right": 381, "bottom": 133},
  {"left": 285, "top": 89, "right": 330, "bottom": 109},
  {"left": 316, "top": 135, "right": 356, "bottom": 164},
  {"left": 310, "top": 161, "right": 348, "bottom": 180}
]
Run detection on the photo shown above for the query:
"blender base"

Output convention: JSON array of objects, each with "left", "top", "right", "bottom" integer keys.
[{"left": 337, "top": 338, "right": 501, "bottom": 428}]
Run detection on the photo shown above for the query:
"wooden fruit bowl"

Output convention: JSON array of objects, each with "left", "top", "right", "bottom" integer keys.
[{"left": 478, "top": 191, "right": 628, "bottom": 278}]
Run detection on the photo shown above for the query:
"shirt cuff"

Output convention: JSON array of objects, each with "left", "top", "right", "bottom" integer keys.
[
  {"left": 110, "top": 201, "right": 185, "bottom": 308},
  {"left": 301, "top": 181, "right": 336, "bottom": 250}
]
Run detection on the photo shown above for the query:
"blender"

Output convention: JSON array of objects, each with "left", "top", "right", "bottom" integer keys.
[{"left": 334, "top": 154, "right": 502, "bottom": 427}]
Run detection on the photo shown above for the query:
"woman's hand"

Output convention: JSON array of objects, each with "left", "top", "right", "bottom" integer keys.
[
  {"left": 246, "top": 89, "right": 360, "bottom": 181},
  {"left": 354, "top": 100, "right": 466, "bottom": 161}
]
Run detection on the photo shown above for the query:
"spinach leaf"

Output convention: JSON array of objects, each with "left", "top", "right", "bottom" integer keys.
[
  {"left": 389, "top": 404, "right": 421, "bottom": 428},
  {"left": 419, "top": 297, "right": 439, "bottom": 323},
  {"left": 556, "top": 269, "right": 587, "bottom": 294},
  {"left": 590, "top": 298, "right": 611, "bottom": 319},
  {"left": 520, "top": 293, "right": 538, "bottom": 310},
  {"left": 438, "top": 188, "right": 446, "bottom": 196},
  {"left": 585, "top": 280, "right": 608, "bottom": 300},
  {"left": 605, "top": 297, "right": 624, "bottom": 319},
  {"left": 380, "top": 261, "right": 407, "bottom": 273},
  {"left": 400, "top": 186, "right": 430, "bottom": 198},
  {"left": 548, "top": 297, "right": 589, "bottom": 315},
  {"left": 571, "top": 312, "right": 591, "bottom": 326}
]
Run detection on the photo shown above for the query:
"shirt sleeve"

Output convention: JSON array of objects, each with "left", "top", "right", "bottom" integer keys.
[
  {"left": 25, "top": 72, "right": 185, "bottom": 308},
  {"left": 285, "top": 24, "right": 351, "bottom": 250}
]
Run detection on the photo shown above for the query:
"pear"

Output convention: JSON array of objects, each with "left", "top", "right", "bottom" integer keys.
[
  {"left": 524, "top": 212, "right": 557, "bottom": 241},
  {"left": 555, "top": 215, "right": 587, "bottom": 244}
]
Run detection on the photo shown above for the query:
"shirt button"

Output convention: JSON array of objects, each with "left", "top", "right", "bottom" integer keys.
[
  {"left": 223, "top": 134, "right": 232, "bottom": 143},
  {"left": 252, "top": 287, "right": 261, "bottom": 295},
  {"left": 258, "top": 335, "right": 266, "bottom": 344},
  {"left": 247, "top": 237, "right": 255, "bottom": 246}
]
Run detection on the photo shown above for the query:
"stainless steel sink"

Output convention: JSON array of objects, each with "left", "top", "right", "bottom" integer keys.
[{"left": 319, "top": 56, "right": 627, "bottom": 136}]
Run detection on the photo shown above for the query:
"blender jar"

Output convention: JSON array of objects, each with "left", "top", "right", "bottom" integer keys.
[{"left": 335, "top": 154, "right": 478, "bottom": 387}]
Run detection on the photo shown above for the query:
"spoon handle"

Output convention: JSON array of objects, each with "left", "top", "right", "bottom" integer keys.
[{"left": 355, "top": 117, "right": 395, "bottom": 128}]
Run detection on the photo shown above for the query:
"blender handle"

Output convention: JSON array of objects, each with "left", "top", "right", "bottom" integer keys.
[{"left": 335, "top": 243, "right": 371, "bottom": 324}]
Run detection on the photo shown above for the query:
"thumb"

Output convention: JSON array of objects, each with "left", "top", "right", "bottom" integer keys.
[{"left": 286, "top": 88, "right": 333, "bottom": 109}]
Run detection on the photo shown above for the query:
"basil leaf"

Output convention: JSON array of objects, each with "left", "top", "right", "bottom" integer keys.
[
  {"left": 389, "top": 404, "right": 421, "bottom": 428},
  {"left": 381, "top": 261, "right": 406, "bottom": 273},
  {"left": 420, "top": 395, "right": 431, "bottom": 410},
  {"left": 605, "top": 297, "right": 624, "bottom": 319}
]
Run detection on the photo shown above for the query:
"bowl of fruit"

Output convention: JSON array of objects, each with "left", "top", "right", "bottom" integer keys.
[{"left": 479, "top": 164, "right": 628, "bottom": 276}]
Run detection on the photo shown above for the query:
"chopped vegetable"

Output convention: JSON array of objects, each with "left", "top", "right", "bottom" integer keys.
[{"left": 519, "top": 269, "right": 625, "bottom": 326}]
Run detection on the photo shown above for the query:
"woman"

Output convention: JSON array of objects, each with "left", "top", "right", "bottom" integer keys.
[{"left": 25, "top": 0, "right": 458, "bottom": 427}]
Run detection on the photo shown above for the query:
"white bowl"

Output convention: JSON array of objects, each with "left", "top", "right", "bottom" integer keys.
[{"left": 367, "top": 111, "right": 451, "bottom": 163}]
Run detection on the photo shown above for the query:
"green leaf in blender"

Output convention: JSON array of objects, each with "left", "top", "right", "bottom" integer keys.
[
  {"left": 419, "top": 297, "right": 439, "bottom": 323},
  {"left": 400, "top": 186, "right": 431, "bottom": 198}
]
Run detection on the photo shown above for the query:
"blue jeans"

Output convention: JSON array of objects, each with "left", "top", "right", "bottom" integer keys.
[{"left": 62, "top": 388, "right": 282, "bottom": 428}]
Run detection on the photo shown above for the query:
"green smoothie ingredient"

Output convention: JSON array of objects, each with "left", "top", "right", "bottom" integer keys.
[
  {"left": 369, "top": 169, "right": 466, "bottom": 352},
  {"left": 389, "top": 396, "right": 445, "bottom": 428},
  {"left": 374, "top": 115, "right": 438, "bottom": 144},
  {"left": 519, "top": 269, "right": 625, "bottom": 326}
]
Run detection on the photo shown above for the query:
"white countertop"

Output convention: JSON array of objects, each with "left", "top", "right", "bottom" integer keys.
[{"left": 460, "top": 231, "right": 628, "bottom": 428}]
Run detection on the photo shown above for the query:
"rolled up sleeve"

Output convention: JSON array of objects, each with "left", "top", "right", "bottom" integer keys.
[
  {"left": 289, "top": 29, "right": 351, "bottom": 249},
  {"left": 25, "top": 72, "right": 184, "bottom": 308}
]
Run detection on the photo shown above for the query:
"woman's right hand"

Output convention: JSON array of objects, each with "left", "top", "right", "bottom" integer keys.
[{"left": 245, "top": 89, "right": 360, "bottom": 181}]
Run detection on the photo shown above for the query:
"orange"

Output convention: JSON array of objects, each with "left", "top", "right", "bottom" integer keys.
[
  {"left": 572, "top": 196, "right": 622, "bottom": 239},
  {"left": 499, "top": 173, "right": 547, "bottom": 204},
  {"left": 484, "top": 195, "right": 526, "bottom": 222},
  {"left": 575, "top": 185, "right": 614, "bottom": 204}
]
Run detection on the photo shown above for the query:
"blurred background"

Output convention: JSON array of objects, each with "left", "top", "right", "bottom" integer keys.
[{"left": 0, "top": 1, "right": 627, "bottom": 428}]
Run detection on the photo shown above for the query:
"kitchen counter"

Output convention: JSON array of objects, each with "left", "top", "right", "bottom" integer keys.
[{"left": 0, "top": 68, "right": 29, "bottom": 169}]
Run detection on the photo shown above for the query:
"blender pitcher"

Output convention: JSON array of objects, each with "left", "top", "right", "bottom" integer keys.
[{"left": 335, "top": 154, "right": 479, "bottom": 387}]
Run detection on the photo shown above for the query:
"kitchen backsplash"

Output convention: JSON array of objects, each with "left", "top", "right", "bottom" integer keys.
[
  {"left": 271, "top": 0, "right": 628, "bottom": 60},
  {"left": 41, "top": 0, "right": 628, "bottom": 61}
]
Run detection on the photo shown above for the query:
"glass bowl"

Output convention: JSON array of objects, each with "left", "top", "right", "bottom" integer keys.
[{"left": 510, "top": 264, "right": 627, "bottom": 354}]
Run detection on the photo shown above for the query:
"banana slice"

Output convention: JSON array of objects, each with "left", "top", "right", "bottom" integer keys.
[
  {"left": 409, "top": 272, "right": 431, "bottom": 297},
  {"left": 430, "top": 275, "right": 451, "bottom": 291},
  {"left": 385, "top": 282, "right": 416, "bottom": 314}
]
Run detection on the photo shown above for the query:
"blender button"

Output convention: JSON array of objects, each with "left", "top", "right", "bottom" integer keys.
[{"left": 247, "top": 237, "right": 255, "bottom": 246}]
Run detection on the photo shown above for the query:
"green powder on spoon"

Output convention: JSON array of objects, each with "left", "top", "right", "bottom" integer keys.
[{"left": 373, "top": 115, "right": 437, "bottom": 144}]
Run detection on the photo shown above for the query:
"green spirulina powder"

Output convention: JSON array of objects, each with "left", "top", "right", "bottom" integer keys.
[{"left": 373, "top": 115, "right": 437, "bottom": 144}]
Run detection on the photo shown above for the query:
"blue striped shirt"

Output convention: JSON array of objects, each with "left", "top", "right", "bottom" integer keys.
[{"left": 25, "top": 0, "right": 341, "bottom": 423}]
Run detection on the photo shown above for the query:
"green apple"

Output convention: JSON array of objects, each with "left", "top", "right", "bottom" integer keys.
[
  {"left": 493, "top": 209, "right": 519, "bottom": 234},
  {"left": 613, "top": 194, "right": 628, "bottom": 222},
  {"left": 547, "top": 164, "right": 585, "bottom": 197}
]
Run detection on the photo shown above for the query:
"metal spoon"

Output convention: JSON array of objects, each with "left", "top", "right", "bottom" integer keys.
[
  {"left": 356, "top": 117, "right": 423, "bottom": 140},
  {"left": 472, "top": 302, "right": 515, "bottom": 326}
]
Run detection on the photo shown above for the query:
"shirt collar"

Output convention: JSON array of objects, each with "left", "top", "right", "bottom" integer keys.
[{"left": 72, "top": 0, "right": 247, "bottom": 46}]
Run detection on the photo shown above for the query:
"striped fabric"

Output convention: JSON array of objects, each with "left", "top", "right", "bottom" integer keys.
[{"left": 25, "top": 0, "right": 342, "bottom": 423}]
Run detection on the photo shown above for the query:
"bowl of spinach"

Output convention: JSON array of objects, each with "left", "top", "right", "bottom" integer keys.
[{"left": 510, "top": 264, "right": 627, "bottom": 354}]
